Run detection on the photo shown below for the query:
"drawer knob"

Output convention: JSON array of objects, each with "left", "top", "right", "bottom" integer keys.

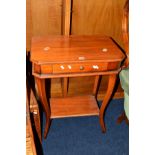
[
  {"left": 68, "top": 65, "right": 72, "bottom": 69},
  {"left": 80, "top": 66, "right": 84, "bottom": 70},
  {"left": 60, "top": 65, "right": 65, "bottom": 70},
  {"left": 92, "top": 65, "right": 99, "bottom": 69}
]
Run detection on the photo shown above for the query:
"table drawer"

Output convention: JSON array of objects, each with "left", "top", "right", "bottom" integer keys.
[
  {"left": 41, "top": 64, "right": 53, "bottom": 74},
  {"left": 52, "top": 63, "right": 108, "bottom": 74}
]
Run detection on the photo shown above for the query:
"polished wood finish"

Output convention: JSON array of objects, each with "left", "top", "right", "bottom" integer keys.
[
  {"left": 62, "top": 77, "right": 69, "bottom": 97},
  {"left": 31, "top": 0, "right": 62, "bottom": 36},
  {"left": 29, "top": 88, "right": 42, "bottom": 143},
  {"left": 62, "top": 0, "right": 71, "bottom": 35},
  {"left": 93, "top": 75, "right": 100, "bottom": 97},
  {"left": 52, "top": 62, "right": 109, "bottom": 74},
  {"left": 26, "top": 0, "right": 62, "bottom": 51},
  {"left": 33, "top": 70, "right": 119, "bottom": 79},
  {"left": 31, "top": 35, "right": 124, "bottom": 64},
  {"left": 27, "top": 0, "right": 125, "bottom": 99},
  {"left": 61, "top": 0, "right": 71, "bottom": 97},
  {"left": 41, "top": 64, "right": 53, "bottom": 74},
  {"left": 26, "top": 0, "right": 32, "bottom": 51},
  {"left": 117, "top": 111, "right": 129, "bottom": 125},
  {"left": 26, "top": 115, "right": 37, "bottom": 155},
  {"left": 26, "top": 84, "right": 37, "bottom": 155},
  {"left": 71, "top": 0, "right": 126, "bottom": 48},
  {"left": 99, "top": 74, "right": 117, "bottom": 132},
  {"left": 31, "top": 35, "right": 125, "bottom": 138},
  {"left": 71, "top": 0, "right": 126, "bottom": 98},
  {"left": 50, "top": 95, "right": 99, "bottom": 118},
  {"left": 26, "top": 0, "right": 126, "bottom": 49},
  {"left": 35, "top": 78, "right": 51, "bottom": 138}
]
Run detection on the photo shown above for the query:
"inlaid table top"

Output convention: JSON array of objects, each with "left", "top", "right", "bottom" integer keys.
[{"left": 31, "top": 35, "right": 125, "bottom": 64}]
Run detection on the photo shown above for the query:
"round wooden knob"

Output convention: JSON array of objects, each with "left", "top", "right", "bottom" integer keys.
[{"left": 79, "top": 66, "right": 84, "bottom": 70}]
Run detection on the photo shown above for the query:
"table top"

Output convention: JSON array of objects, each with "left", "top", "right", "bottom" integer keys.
[{"left": 31, "top": 35, "right": 125, "bottom": 64}]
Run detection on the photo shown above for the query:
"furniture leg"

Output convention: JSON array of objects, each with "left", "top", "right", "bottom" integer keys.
[
  {"left": 35, "top": 77, "right": 51, "bottom": 139},
  {"left": 117, "top": 111, "right": 129, "bottom": 125},
  {"left": 61, "top": 77, "right": 69, "bottom": 97},
  {"left": 99, "top": 74, "right": 117, "bottom": 132},
  {"left": 93, "top": 75, "right": 101, "bottom": 98}
]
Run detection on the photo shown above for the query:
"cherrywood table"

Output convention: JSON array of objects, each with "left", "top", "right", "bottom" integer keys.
[{"left": 31, "top": 35, "right": 125, "bottom": 139}]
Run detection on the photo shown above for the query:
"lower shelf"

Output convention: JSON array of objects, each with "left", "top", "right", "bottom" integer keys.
[{"left": 50, "top": 95, "right": 99, "bottom": 119}]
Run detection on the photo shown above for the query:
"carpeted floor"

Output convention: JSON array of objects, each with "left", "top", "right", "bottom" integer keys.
[{"left": 42, "top": 99, "right": 129, "bottom": 155}]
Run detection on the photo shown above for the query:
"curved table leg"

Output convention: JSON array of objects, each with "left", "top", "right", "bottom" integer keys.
[
  {"left": 99, "top": 74, "right": 117, "bottom": 132},
  {"left": 35, "top": 77, "right": 51, "bottom": 139}
]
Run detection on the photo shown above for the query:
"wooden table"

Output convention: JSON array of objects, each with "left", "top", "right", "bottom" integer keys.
[{"left": 31, "top": 35, "right": 125, "bottom": 139}]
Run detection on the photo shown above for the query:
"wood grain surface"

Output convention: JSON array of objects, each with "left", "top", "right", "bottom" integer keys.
[
  {"left": 26, "top": 83, "right": 37, "bottom": 155},
  {"left": 70, "top": 0, "right": 126, "bottom": 98},
  {"left": 71, "top": 0, "right": 126, "bottom": 48},
  {"left": 62, "top": 0, "right": 71, "bottom": 35},
  {"left": 27, "top": 0, "right": 62, "bottom": 52},
  {"left": 27, "top": 0, "right": 126, "bottom": 99},
  {"left": 50, "top": 95, "right": 99, "bottom": 118},
  {"left": 31, "top": 35, "right": 124, "bottom": 64},
  {"left": 26, "top": 0, "right": 32, "bottom": 51}
]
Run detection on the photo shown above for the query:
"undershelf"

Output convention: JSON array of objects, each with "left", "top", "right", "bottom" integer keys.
[{"left": 50, "top": 95, "right": 99, "bottom": 119}]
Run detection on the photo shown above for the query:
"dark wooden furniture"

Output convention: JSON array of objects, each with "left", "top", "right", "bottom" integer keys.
[
  {"left": 31, "top": 35, "right": 125, "bottom": 139},
  {"left": 26, "top": 85, "right": 37, "bottom": 155},
  {"left": 29, "top": 86, "right": 42, "bottom": 143},
  {"left": 27, "top": 77, "right": 43, "bottom": 154},
  {"left": 26, "top": 111, "right": 37, "bottom": 155},
  {"left": 27, "top": 52, "right": 42, "bottom": 143}
]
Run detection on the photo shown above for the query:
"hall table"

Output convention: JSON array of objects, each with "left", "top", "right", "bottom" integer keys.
[{"left": 31, "top": 35, "right": 125, "bottom": 139}]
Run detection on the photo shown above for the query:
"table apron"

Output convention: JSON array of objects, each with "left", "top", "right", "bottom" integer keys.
[{"left": 32, "top": 69, "right": 120, "bottom": 79}]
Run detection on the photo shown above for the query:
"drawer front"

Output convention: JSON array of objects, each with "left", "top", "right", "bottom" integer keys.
[
  {"left": 52, "top": 62, "right": 108, "bottom": 74},
  {"left": 41, "top": 64, "right": 53, "bottom": 74}
]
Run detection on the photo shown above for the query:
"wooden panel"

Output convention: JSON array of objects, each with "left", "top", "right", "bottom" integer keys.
[
  {"left": 26, "top": 0, "right": 62, "bottom": 51},
  {"left": 71, "top": 0, "right": 126, "bottom": 48},
  {"left": 71, "top": 0, "right": 126, "bottom": 98},
  {"left": 26, "top": 0, "right": 32, "bottom": 51},
  {"left": 50, "top": 95, "right": 99, "bottom": 118},
  {"left": 31, "top": 0, "right": 62, "bottom": 35}
]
